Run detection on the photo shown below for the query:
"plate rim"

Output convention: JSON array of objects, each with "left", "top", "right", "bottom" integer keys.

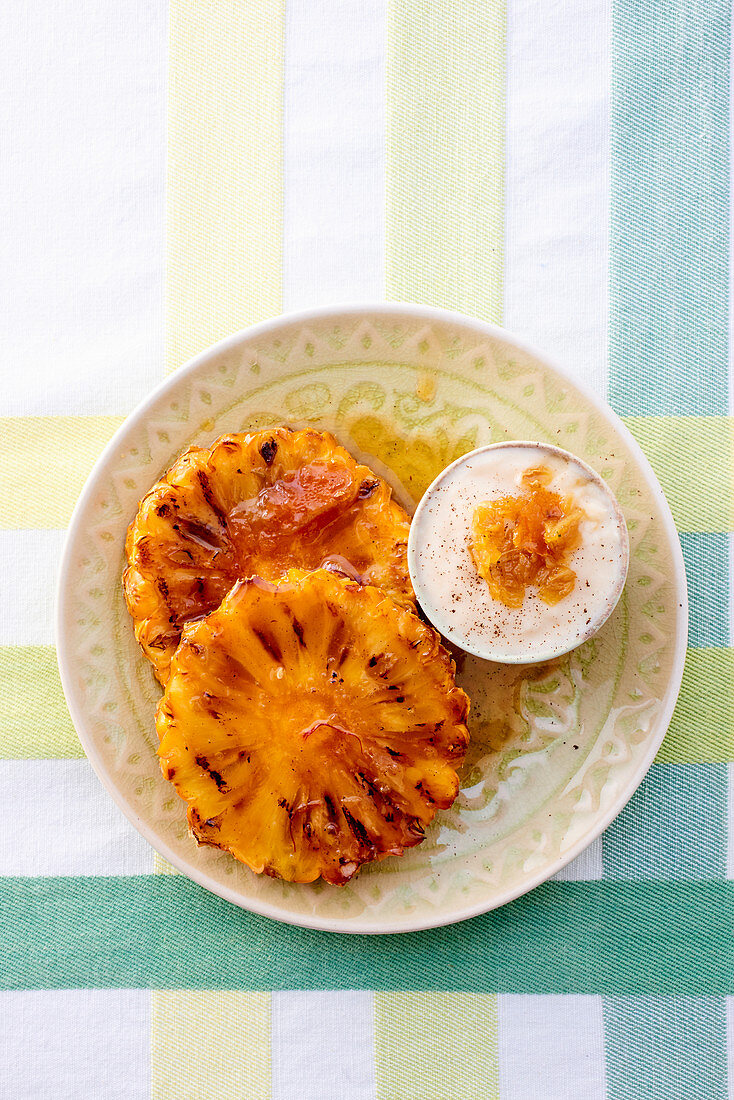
[{"left": 55, "top": 301, "right": 689, "bottom": 934}]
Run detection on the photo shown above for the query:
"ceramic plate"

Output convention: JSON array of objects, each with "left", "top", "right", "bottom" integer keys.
[{"left": 57, "top": 304, "right": 688, "bottom": 933}]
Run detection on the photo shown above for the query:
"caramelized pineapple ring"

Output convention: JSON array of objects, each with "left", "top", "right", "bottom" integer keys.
[
  {"left": 156, "top": 569, "right": 469, "bottom": 885},
  {"left": 470, "top": 465, "right": 584, "bottom": 609},
  {"left": 124, "top": 427, "right": 414, "bottom": 683}
]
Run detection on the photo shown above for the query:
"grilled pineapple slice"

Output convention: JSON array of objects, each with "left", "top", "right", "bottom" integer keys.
[
  {"left": 124, "top": 427, "right": 414, "bottom": 683},
  {"left": 157, "top": 569, "right": 469, "bottom": 885}
]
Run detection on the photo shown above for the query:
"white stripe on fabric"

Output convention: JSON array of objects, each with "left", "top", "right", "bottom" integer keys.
[
  {"left": 504, "top": 0, "right": 611, "bottom": 397},
  {"left": 0, "top": 760, "right": 154, "bottom": 876},
  {"left": 498, "top": 994, "right": 607, "bottom": 1100},
  {"left": 0, "top": 529, "right": 66, "bottom": 645},
  {"left": 271, "top": 990, "right": 376, "bottom": 1100},
  {"left": 552, "top": 836, "right": 603, "bottom": 881},
  {"left": 0, "top": 990, "right": 150, "bottom": 1100},
  {"left": 729, "top": 6, "right": 734, "bottom": 419},
  {"left": 0, "top": 1, "right": 165, "bottom": 417},
  {"left": 282, "top": 0, "right": 387, "bottom": 310}
]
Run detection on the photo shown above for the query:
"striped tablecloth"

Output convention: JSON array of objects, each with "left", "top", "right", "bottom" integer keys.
[{"left": 2, "top": 2, "right": 731, "bottom": 1097}]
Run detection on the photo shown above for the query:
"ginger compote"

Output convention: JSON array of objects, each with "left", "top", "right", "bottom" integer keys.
[{"left": 407, "top": 442, "right": 629, "bottom": 663}]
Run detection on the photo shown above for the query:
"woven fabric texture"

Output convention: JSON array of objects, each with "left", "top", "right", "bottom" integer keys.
[{"left": 1, "top": 1, "right": 731, "bottom": 1097}]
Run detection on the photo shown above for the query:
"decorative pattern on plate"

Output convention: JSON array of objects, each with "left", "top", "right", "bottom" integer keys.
[{"left": 61, "top": 310, "right": 684, "bottom": 931}]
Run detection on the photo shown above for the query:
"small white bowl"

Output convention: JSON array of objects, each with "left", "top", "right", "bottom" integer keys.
[{"left": 408, "top": 441, "right": 630, "bottom": 664}]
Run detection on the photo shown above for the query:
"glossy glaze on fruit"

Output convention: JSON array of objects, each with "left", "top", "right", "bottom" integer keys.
[
  {"left": 156, "top": 569, "right": 469, "bottom": 885},
  {"left": 124, "top": 427, "right": 414, "bottom": 682}
]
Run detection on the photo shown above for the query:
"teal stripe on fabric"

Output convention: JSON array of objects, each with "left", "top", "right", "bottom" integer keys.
[
  {"left": 610, "top": 0, "right": 730, "bottom": 415},
  {"left": 2, "top": 878, "right": 734, "bottom": 994},
  {"left": 602, "top": 763, "right": 727, "bottom": 879},
  {"left": 679, "top": 533, "right": 730, "bottom": 648},
  {"left": 604, "top": 997, "right": 727, "bottom": 1100}
]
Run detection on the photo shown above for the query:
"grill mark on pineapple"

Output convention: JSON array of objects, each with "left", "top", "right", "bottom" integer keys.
[
  {"left": 359, "top": 768, "right": 414, "bottom": 823},
  {"left": 357, "top": 771, "right": 394, "bottom": 818},
  {"left": 194, "top": 754, "right": 229, "bottom": 792},
  {"left": 342, "top": 807, "right": 372, "bottom": 849},
  {"left": 224, "top": 652, "right": 258, "bottom": 686},
  {"left": 368, "top": 653, "right": 395, "bottom": 680},
  {"left": 174, "top": 517, "right": 226, "bottom": 554},
  {"left": 189, "top": 807, "right": 223, "bottom": 840},
  {"left": 290, "top": 616, "right": 306, "bottom": 646},
  {"left": 323, "top": 794, "right": 339, "bottom": 833},
  {"left": 168, "top": 544, "right": 195, "bottom": 565},
  {"left": 357, "top": 478, "right": 379, "bottom": 499},
  {"left": 197, "top": 469, "right": 228, "bottom": 529},
  {"left": 201, "top": 690, "right": 221, "bottom": 720},
  {"left": 415, "top": 780, "right": 435, "bottom": 805},
  {"left": 156, "top": 577, "right": 171, "bottom": 606},
  {"left": 254, "top": 628, "right": 283, "bottom": 663},
  {"left": 358, "top": 771, "right": 376, "bottom": 798},
  {"left": 260, "top": 437, "right": 278, "bottom": 466},
  {"left": 136, "top": 539, "right": 152, "bottom": 568}
]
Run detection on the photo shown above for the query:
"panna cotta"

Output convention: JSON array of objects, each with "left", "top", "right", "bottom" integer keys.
[{"left": 407, "top": 442, "right": 629, "bottom": 663}]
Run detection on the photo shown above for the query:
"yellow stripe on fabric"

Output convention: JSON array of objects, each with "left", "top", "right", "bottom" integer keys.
[
  {"left": 623, "top": 416, "right": 734, "bottom": 533},
  {"left": 374, "top": 992, "right": 499, "bottom": 1100},
  {"left": 386, "top": 1, "right": 506, "bottom": 322},
  {"left": 153, "top": 853, "right": 181, "bottom": 875},
  {"left": 0, "top": 416, "right": 124, "bottom": 529},
  {"left": 167, "top": 0, "right": 284, "bottom": 374},
  {"left": 152, "top": 991, "right": 271, "bottom": 1100},
  {"left": 657, "top": 648, "right": 734, "bottom": 764},
  {"left": 0, "top": 646, "right": 82, "bottom": 758}
]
